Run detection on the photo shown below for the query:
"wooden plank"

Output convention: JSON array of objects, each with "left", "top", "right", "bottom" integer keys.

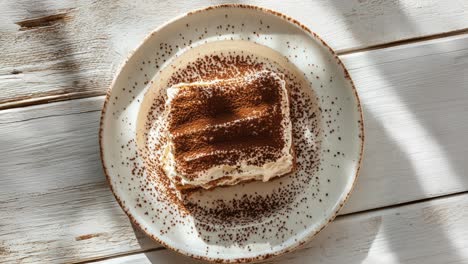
[
  {"left": 340, "top": 34, "right": 468, "bottom": 214},
  {"left": 0, "top": 97, "right": 103, "bottom": 200},
  {"left": 1, "top": 0, "right": 467, "bottom": 105},
  {"left": 90, "top": 193, "right": 468, "bottom": 264},
  {"left": 1, "top": 34, "right": 468, "bottom": 263},
  {"left": 0, "top": 182, "right": 158, "bottom": 264}
]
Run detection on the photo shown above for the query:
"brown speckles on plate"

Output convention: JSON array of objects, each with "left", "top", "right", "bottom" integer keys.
[{"left": 99, "top": 4, "right": 364, "bottom": 263}]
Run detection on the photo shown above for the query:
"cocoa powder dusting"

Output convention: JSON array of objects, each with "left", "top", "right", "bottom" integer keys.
[
  {"left": 138, "top": 48, "right": 323, "bottom": 246},
  {"left": 168, "top": 71, "right": 285, "bottom": 178}
]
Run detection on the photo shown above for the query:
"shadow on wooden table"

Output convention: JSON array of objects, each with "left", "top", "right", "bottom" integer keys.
[
  {"left": 327, "top": 0, "right": 468, "bottom": 263},
  {"left": 1, "top": 1, "right": 115, "bottom": 263},
  {"left": 360, "top": 53, "right": 467, "bottom": 263}
]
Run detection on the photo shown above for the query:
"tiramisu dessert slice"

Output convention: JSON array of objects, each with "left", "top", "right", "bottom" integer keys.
[{"left": 161, "top": 70, "right": 295, "bottom": 190}]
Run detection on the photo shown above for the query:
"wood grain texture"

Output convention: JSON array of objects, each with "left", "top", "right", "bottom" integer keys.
[
  {"left": 1, "top": 0, "right": 467, "bottom": 106},
  {"left": 340, "top": 34, "right": 468, "bottom": 213},
  {"left": 91, "top": 193, "right": 468, "bottom": 264},
  {"left": 0, "top": 97, "right": 161, "bottom": 264},
  {"left": 1, "top": 34, "right": 468, "bottom": 263}
]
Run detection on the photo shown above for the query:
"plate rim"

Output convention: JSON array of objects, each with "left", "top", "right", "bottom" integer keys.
[{"left": 99, "top": 3, "right": 365, "bottom": 263}]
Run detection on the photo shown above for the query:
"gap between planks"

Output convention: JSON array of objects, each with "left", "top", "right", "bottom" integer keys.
[
  {"left": 1, "top": 28, "right": 467, "bottom": 111},
  {"left": 76, "top": 190, "right": 468, "bottom": 264},
  {"left": 73, "top": 248, "right": 167, "bottom": 264},
  {"left": 338, "top": 27, "right": 468, "bottom": 55},
  {"left": 0, "top": 91, "right": 104, "bottom": 111}
]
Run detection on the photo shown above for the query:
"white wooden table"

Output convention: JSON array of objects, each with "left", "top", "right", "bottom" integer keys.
[{"left": 1, "top": 1, "right": 468, "bottom": 263}]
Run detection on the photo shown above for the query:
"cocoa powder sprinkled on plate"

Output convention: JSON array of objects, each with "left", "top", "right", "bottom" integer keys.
[{"left": 135, "top": 49, "right": 324, "bottom": 244}]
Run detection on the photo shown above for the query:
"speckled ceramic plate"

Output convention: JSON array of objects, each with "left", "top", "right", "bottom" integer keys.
[{"left": 100, "top": 4, "right": 363, "bottom": 263}]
